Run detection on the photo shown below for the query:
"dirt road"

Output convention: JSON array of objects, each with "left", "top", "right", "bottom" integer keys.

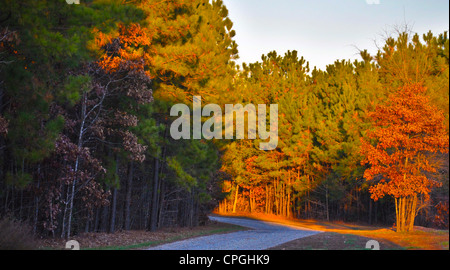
[{"left": 147, "top": 215, "right": 321, "bottom": 250}]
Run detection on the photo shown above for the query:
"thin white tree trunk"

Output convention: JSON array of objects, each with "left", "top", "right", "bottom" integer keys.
[{"left": 65, "top": 93, "right": 87, "bottom": 239}]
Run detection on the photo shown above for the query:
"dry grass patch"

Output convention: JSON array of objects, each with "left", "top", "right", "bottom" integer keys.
[
  {"left": 217, "top": 212, "right": 449, "bottom": 250},
  {"left": 37, "top": 221, "right": 246, "bottom": 250}
]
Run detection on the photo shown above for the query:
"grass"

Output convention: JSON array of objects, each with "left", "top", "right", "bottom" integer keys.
[
  {"left": 0, "top": 216, "right": 38, "bottom": 250},
  {"left": 217, "top": 212, "right": 449, "bottom": 250},
  {"left": 269, "top": 231, "right": 405, "bottom": 250}
]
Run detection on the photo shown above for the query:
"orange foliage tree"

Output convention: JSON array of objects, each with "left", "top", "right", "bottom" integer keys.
[{"left": 361, "top": 83, "right": 449, "bottom": 232}]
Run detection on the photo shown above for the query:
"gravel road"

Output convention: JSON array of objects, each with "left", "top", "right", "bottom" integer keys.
[{"left": 147, "top": 216, "right": 321, "bottom": 250}]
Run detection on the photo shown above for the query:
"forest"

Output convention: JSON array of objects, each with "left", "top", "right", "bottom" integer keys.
[{"left": 0, "top": 0, "right": 448, "bottom": 240}]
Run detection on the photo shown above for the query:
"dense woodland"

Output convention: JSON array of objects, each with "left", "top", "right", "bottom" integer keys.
[{"left": 0, "top": 0, "right": 448, "bottom": 239}]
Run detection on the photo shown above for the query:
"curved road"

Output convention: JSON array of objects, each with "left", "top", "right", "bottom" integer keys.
[{"left": 147, "top": 215, "right": 321, "bottom": 250}]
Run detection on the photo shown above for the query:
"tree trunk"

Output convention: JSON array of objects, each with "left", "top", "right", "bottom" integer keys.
[
  {"left": 85, "top": 212, "right": 90, "bottom": 233},
  {"left": 65, "top": 92, "right": 88, "bottom": 239},
  {"left": 149, "top": 156, "right": 160, "bottom": 231},
  {"left": 407, "top": 195, "right": 418, "bottom": 232},
  {"left": 394, "top": 157, "right": 419, "bottom": 233},
  {"left": 101, "top": 204, "right": 109, "bottom": 232},
  {"left": 287, "top": 171, "right": 291, "bottom": 218},
  {"left": 232, "top": 184, "right": 239, "bottom": 213},
  {"left": 395, "top": 195, "right": 417, "bottom": 233},
  {"left": 265, "top": 184, "right": 268, "bottom": 214},
  {"left": 395, "top": 197, "right": 398, "bottom": 230},
  {"left": 94, "top": 207, "right": 100, "bottom": 232},
  {"left": 33, "top": 165, "right": 40, "bottom": 235},
  {"left": 109, "top": 155, "right": 120, "bottom": 233},
  {"left": 157, "top": 176, "right": 165, "bottom": 228},
  {"left": 248, "top": 189, "right": 252, "bottom": 213},
  {"left": 109, "top": 187, "right": 117, "bottom": 233},
  {"left": 124, "top": 161, "right": 133, "bottom": 230},
  {"left": 325, "top": 184, "right": 329, "bottom": 221},
  {"left": 66, "top": 156, "right": 79, "bottom": 239}
]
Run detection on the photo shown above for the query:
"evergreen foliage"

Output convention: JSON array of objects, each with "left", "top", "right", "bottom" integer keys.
[{"left": 0, "top": 0, "right": 448, "bottom": 239}]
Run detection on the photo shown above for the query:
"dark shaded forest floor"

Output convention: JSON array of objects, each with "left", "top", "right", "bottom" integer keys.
[{"left": 36, "top": 221, "right": 247, "bottom": 250}]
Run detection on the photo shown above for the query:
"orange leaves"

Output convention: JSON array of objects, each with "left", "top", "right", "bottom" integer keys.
[
  {"left": 245, "top": 155, "right": 258, "bottom": 171},
  {"left": 95, "top": 23, "right": 151, "bottom": 74},
  {"left": 119, "top": 23, "right": 151, "bottom": 48},
  {"left": 361, "top": 83, "right": 449, "bottom": 201}
]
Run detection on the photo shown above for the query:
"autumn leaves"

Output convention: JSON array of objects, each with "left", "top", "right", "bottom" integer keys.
[{"left": 361, "top": 83, "right": 449, "bottom": 232}]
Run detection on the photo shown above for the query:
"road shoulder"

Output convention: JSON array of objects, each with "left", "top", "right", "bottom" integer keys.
[{"left": 268, "top": 231, "right": 404, "bottom": 250}]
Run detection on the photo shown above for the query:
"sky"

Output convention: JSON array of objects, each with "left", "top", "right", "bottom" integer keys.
[{"left": 222, "top": 0, "right": 450, "bottom": 71}]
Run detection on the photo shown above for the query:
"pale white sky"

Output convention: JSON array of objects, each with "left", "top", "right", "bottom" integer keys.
[{"left": 223, "top": 0, "right": 450, "bottom": 70}]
